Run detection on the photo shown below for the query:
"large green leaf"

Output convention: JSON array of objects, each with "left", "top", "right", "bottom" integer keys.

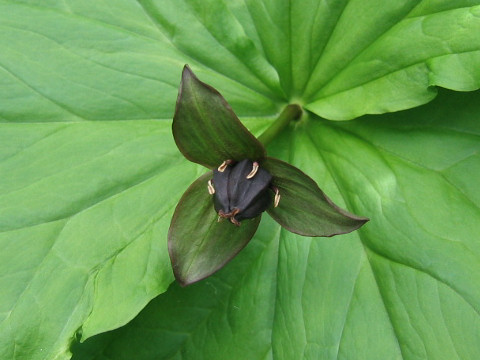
[
  {"left": 71, "top": 90, "right": 480, "bottom": 360},
  {"left": 0, "top": 121, "right": 196, "bottom": 358},
  {"left": 1, "top": 0, "right": 480, "bottom": 359}
]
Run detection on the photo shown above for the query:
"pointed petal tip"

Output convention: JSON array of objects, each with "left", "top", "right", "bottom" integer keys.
[
  {"left": 172, "top": 264, "right": 211, "bottom": 287},
  {"left": 170, "top": 260, "right": 197, "bottom": 287},
  {"left": 324, "top": 214, "right": 370, "bottom": 237},
  {"left": 181, "top": 64, "right": 194, "bottom": 80},
  {"left": 341, "top": 212, "right": 370, "bottom": 224},
  {"left": 176, "top": 275, "right": 202, "bottom": 287},
  {"left": 174, "top": 273, "right": 190, "bottom": 287}
]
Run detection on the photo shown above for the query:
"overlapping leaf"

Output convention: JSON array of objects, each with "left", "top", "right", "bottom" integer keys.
[{"left": 1, "top": 0, "right": 480, "bottom": 360}]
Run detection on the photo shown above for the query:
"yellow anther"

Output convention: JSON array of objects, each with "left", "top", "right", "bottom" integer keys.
[
  {"left": 218, "top": 159, "right": 233, "bottom": 172},
  {"left": 246, "top": 162, "right": 259, "bottom": 179},
  {"left": 207, "top": 179, "right": 215, "bottom": 195},
  {"left": 273, "top": 187, "right": 280, "bottom": 208}
]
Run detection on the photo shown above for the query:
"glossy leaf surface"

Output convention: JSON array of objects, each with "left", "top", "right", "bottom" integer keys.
[
  {"left": 264, "top": 157, "right": 368, "bottom": 236},
  {"left": 1, "top": 0, "right": 479, "bottom": 359},
  {"left": 168, "top": 172, "right": 261, "bottom": 286},
  {"left": 173, "top": 66, "right": 266, "bottom": 168}
]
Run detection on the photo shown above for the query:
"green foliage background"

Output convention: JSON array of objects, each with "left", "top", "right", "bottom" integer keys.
[{"left": 1, "top": 1, "right": 479, "bottom": 359}]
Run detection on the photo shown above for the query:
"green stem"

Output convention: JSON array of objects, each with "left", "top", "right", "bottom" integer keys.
[{"left": 257, "top": 104, "right": 303, "bottom": 146}]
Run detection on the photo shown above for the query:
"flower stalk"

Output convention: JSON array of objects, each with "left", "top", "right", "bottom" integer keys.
[{"left": 257, "top": 104, "right": 303, "bottom": 146}]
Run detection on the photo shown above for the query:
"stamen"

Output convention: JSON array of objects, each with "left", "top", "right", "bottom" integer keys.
[
  {"left": 273, "top": 186, "right": 281, "bottom": 207},
  {"left": 230, "top": 211, "right": 241, "bottom": 226},
  {"left": 218, "top": 159, "right": 233, "bottom": 172},
  {"left": 207, "top": 179, "right": 215, "bottom": 195},
  {"left": 217, "top": 208, "right": 241, "bottom": 226},
  {"left": 246, "top": 161, "right": 259, "bottom": 179},
  {"left": 230, "top": 218, "right": 241, "bottom": 226}
]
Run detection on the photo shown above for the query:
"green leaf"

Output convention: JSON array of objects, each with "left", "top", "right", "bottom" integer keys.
[
  {"left": 0, "top": 118, "right": 272, "bottom": 359},
  {"left": 302, "top": 2, "right": 480, "bottom": 120},
  {"left": 0, "top": 1, "right": 279, "bottom": 122},
  {"left": 168, "top": 172, "right": 261, "bottom": 286},
  {"left": 0, "top": 121, "right": 199, "bottom": 359},
  {"left": 173, "top": 66, "right": 266, "bottom": 168},
  {"left": 72, "top": 217, "right": 283, "bottom": 360},
  {"left": 1, "top": 0, "right": 480, "bottom": 359},
  {"left": 72, "top": 89, "right": 480, "bottom": 360},
  {"left": 263, "top": 157, "right": 368, "bottom": 236}
]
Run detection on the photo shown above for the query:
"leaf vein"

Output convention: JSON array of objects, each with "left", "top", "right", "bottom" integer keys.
[{"left": 134, "top": 0, "right": 278, "bottom": 103}]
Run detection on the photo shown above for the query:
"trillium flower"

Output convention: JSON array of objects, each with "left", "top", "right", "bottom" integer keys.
[{"left": 168, "top": 65, "right": 368, "bottom": 286}]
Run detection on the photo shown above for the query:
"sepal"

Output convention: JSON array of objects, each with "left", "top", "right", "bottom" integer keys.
[
  {"left": 168, "top": 172, "right": 261, "bottom": 286},
  {"left": 172, "top": 65, "right": 266, "bottom": 169},
  {"left": 263, "top": 158, "right": 369, "bottom": 237}
]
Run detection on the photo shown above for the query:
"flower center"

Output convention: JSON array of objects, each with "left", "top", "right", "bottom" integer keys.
[{"left": 207, "top": 159, "right": 279, "bottom": 226}]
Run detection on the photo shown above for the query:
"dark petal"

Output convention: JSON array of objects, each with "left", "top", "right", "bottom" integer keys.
[
  {"left": 235, "top": 190, "right": 272, "bottom": 221},
  {"left": 212, "top": 159, "right": 273, "bottom": 222},
  {"left": 168, "top": 172, "right": 261, "bottom": 286},
  {"left": 212, "top": 165, "right": 232, "bottom": 214},
  {"left": 172, "top": 65, "right": 266, "bottom": 169},
  {"left": 228, "top": 159, "right": 272, "bottom": 213},
  {"left": 262, "top": 157, "right": 369, "bottom": 237}
]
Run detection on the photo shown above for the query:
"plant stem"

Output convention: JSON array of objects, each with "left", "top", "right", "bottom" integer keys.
[{"left": 257, "top": 104, "right": 303, "bottom": 146}]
